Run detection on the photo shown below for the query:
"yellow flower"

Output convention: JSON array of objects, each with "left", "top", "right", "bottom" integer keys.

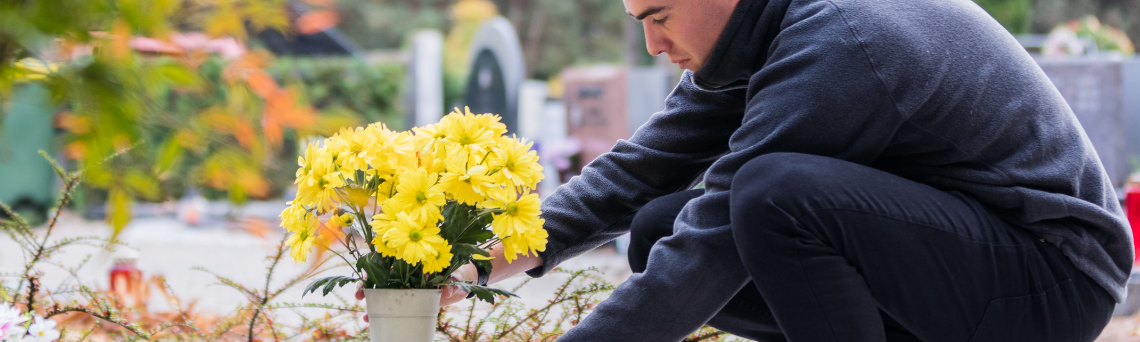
[
  {"left": 295, "top": 150, "right": 344, "bottom": 213},
  {"left": 295, "top": 143, "right": 322, "bottom": 187},
  {"left": 370, "top": 200, "right": 402, "bottom": 257},
  {"left": 374, "top": 175, "right": 397, "bottom": 201},
  {"left": 329, "top": 127, "right": 382, "bottom": 173},
  {"left": 383, "top": 212, "right": 447, "bottom": 265},
  {"left": 367, "top": 124, "right": 416, "bottom": 176},
  {"left": 422, "top": 243, "right": 453, "bottom": 274},
  {"left": 279, "top": 202, "right": 309, "bottom": 232},
  {"left": 389, "top": 169, "right": 446, "bottom": 224},
  {"left": 438, "top": 156, "right": 495, "bottom": 205},
  {"left": 285, "top": 210, "right": 320, "bottom": 262},
  {"left": 412, "top": 123, "right": 446, "bottom": 153},
  {"left": 488, "top": 136, "right": 544, "bottom": 191},
  {"left": 485, "top": 190, "right": 544, "bottom": 240},
  {"left": 439, "top": 108, "right": 497, "bottom": 156},
  {"left": 473, "top": 109, "right": 508, "bottom": 138},
  {"left": 515, "top": 222, "right": 548, "bottom": 256}
]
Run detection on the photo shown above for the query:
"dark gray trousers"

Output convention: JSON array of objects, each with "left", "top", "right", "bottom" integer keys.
[{"left": 627, "top": 153, "right": 1114, "bottom": 341}]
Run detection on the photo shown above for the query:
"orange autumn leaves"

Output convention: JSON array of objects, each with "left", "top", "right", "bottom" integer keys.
[
  {"left": 222, "top": 52, "right": 318, "bottom": 150},
  {"left": 296, "top": 0, "right": 340, "bottom": 35}
]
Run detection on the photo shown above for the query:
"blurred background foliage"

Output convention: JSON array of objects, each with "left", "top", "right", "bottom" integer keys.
[
  {"left": 972, "top": 0, "right": 1139, "bottom": 41},
  {"left": 0, "top": 0, "right": 1134, "bottom": 237}
]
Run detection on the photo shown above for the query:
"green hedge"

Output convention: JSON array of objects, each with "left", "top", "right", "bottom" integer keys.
[{"left": 268, "top": 57, "right": 405, "bottom": 129}]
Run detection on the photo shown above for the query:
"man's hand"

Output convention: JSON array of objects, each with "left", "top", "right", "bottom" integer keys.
[
  {"left": 440, "top": 263, "right": 478, "bottom": 305},
  {"left": 354, "top": 263, "right": 478, "bottom": 322}
]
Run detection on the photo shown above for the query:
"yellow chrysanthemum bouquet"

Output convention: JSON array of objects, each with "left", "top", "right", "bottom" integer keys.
[{"left": 280, "top": 108, "right": 547, "bottom": 302}]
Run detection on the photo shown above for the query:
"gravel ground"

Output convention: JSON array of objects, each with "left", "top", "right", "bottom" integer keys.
[{"left": 2, "top": 202, "right": 1138, "bottom": 340}]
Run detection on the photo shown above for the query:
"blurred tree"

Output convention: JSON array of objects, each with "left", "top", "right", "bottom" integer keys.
[
  {"left": 331, "top": 0, "right": 631, "bottom": 80},
  {"left": 974, "top": 0, "right": 1034, "bottom": 34},
  {"left": 498, "top": 0, "right": 628, "bottom": 79},
  {"left": 0, "top": 0, "right": 320, "bottom": 236},
  {"left": 333, "top": 0, "right": 450, "bottom": 50}
]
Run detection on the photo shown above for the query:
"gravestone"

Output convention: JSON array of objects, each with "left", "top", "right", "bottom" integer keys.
[
  {"left": 626, "top": 67, "right": 675, "bottom": 136},
  {"left": 1039, "top": 58, "right": 1128, "bottom": 187},
  {"left": 1123, "top": 60, "right": 1140, "bottom": 172},
  {"left": 408, "top": 30, "right": 444, "bottom": 129},
  {"left": 561, "top": 65, "right": 675, "bottom": 170},
  {"left": 517, "top": 80, "right": 549, "bottom": 141},
  {"left": 464, "top": 17, "right": 525, "bottom": 134},
  {"left": 562, "top": 66, "right": 628, "bottom": 168}
]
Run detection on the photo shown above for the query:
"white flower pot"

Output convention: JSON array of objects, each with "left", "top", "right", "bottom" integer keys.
[{"left": 363, "top": 288, "right": 442, "bottom": 342}]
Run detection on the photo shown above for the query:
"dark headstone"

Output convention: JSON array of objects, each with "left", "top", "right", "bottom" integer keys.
[{"left": 463, "top": 18, "right": 524, "bottom": 133}]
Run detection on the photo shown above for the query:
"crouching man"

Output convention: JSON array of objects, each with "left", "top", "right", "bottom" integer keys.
[{"left": 434, "top": 0, "right": 1131, "bottom": 340}]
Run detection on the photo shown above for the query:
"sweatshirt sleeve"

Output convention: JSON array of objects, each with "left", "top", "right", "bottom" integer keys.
[
  {"left": 527, "top": 71, "right": 747, "bottom": 277},
  {"left": 558, "top": 3, "right": 907, "bottom": 340}
]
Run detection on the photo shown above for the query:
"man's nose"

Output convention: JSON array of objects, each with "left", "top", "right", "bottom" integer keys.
[{"left": 642, "top": 24, "right": 670, "bottom": 56}]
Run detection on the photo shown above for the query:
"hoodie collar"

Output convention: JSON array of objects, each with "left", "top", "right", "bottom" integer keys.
[{"left": 691, "top": 0, "right": 791, "bottom": 91}]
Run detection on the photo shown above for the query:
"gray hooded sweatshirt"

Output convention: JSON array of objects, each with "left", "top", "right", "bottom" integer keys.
[{"left": 531, "top": 0, "right": 1133, "bottom": 339}]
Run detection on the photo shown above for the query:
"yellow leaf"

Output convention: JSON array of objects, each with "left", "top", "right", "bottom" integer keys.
[
  {"left": 126, "top": 170, "right": 161, "bottom": 201},
  {"left": 107, "top": 188, "right": 133, "bottom": 237},
  {"left": 244, "top": 0, "right": 291, "bottom": 33},
  {"left": 205, "top": 3, "right": 246, "bottom": 41}
]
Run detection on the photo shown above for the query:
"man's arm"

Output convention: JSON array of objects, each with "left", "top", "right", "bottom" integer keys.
[
  {"left": 442, "top": 71, "right": 747, "bottom": 302},
  {"left": 528, "top": 72, "right": 748, "bottom": 277}
]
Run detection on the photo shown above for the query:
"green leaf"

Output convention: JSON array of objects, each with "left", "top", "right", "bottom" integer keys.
[
  {"left": 438, "top": 202, "right": 466, "bottom": 241},
  {"left": 455, "top": 229, "right": 494, "bottom": 246},
  {"left": 449, "top": 282, "right": 517, "bottom": 304},
  {"left": 303, "top": 276, "right": 358, "bottom": 298},
  {"left": 428, "top": 275, "right": 449, "bottom": 287},
  {"left": 452, "top": 243, "right": 489, "bottom": 260},
  {"left": 153, "top": 135, "right": 183, "bottom": 175},
  {"left": 357, "top": 252, "right": 390, "bottom": 289}
]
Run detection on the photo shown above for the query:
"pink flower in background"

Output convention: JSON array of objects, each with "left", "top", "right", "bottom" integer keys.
[
  {"left": 541, "top": 137, "right": 580, "bottom": 171},
  {"left": 130, "top": 32, "right": 246, "bottom": 59}
]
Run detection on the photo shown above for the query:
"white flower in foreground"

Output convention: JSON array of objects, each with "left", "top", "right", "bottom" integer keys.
[
  {"left": 24, "top": 316, "right": 57, "bottom": 342},
  {"left": 0, "top": 304, "right": 28, "bottom": 341}
]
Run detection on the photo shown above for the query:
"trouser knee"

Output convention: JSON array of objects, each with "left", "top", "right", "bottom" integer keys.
[{"left": 627, "top": 189, "right": 703, "bottom": 272}]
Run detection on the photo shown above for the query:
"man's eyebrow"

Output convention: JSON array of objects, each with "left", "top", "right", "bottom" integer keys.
[{"left": 627, "top": 6, "right": 669, "bottom": 21}]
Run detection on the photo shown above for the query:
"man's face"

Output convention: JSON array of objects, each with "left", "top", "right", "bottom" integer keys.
[{"left": 624, "top": 0, "right": 739, "bottom": 71}]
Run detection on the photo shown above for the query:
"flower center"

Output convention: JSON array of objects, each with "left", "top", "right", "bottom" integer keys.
[
  {"left": 409, "top": 230, "right": 423, "bottom": 242},
  {"left": 416, "top": 191, "right": 427, "bottom": 204},
  {"left": 505, "top": 203, "right": 518, "bottom": 215}
]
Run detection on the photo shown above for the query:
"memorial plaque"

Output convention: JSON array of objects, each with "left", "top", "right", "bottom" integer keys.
[
  {"left": 561, "top": 65, "right": 675, "bottom": 171},
  {"left": 562, "top": 66, "right": 629, "bottom": 169},
  {"left": 464, "top": 17, "right": 524, "bottom": 134},
  {"left": 1039, "top": 58, "right": 1128, "bottom": 187}
]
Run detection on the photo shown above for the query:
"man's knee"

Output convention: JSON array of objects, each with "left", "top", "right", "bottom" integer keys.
[
  {"left": 730, "top": 152, "right": 836, "bottom": 210},
  {"left": 628, "top": 189, "right": 702, "bottom": 272}
]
